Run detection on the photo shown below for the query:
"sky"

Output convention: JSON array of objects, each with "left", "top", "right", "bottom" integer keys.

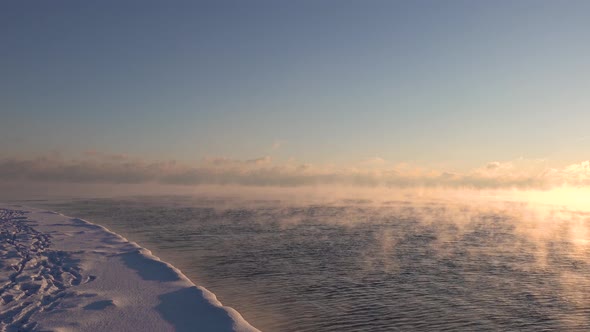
[{"left": 2, "top": 1, "right": 590, "bottom": 190}]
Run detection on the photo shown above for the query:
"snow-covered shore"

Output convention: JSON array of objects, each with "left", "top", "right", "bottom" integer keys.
[{"left": 0, "top": 204, "right": 259, "bottom": 332}]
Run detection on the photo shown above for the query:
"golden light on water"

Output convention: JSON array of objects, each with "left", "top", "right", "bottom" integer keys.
[{"left": 519, "top": 187, "right": 590, "bottom": 212}]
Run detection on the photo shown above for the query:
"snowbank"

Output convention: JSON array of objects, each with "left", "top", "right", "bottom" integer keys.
[{"left": 0, "top": 204, "right": 259, "bottom": 332}]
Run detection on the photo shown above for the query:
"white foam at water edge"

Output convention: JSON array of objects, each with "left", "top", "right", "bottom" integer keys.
[{"left": 0, "top": 204, "right": 260, "bottom": 332}]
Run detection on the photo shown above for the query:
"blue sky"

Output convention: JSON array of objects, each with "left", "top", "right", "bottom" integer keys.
[{"left": 2, "top": 0, "right": 590, "bottom": 175}]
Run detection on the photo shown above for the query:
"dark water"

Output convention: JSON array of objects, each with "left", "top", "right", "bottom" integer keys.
[{"left": 38, "top": 196, "right": 590, "bottom": 331}]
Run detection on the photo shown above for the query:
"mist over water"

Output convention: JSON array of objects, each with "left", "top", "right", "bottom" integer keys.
[{"left": 39, "top": 195, "right": 590, "bottom": 331}]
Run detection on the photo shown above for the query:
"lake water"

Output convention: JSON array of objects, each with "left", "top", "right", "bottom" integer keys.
[{"left": 38, "top": 196, "right": 590, "bottom": 331}]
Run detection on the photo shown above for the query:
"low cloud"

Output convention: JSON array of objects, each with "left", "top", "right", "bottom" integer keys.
[
  {"left": 1, "top": 154, "right": 590, "bottom": 189},
  {"left": 271, "top": 140, "right": 283, "bottom": 150}
]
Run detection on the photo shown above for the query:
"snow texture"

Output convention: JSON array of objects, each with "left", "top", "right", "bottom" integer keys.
[{"left": 0, "top": 205, "right": 259, "bottom": 332}]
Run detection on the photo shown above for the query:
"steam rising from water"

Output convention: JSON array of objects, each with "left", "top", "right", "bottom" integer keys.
[{"left": 38, "top": 191, "right": 590, "bottom": 331}]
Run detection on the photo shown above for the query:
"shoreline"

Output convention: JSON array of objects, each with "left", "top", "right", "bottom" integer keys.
[{"left": 0, "top": 203, "right": 259, "bottom": 332}]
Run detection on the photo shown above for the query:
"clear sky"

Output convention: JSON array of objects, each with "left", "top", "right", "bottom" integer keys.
[{"left": 2, "top": 1, "right": 590, "bottom": 189}]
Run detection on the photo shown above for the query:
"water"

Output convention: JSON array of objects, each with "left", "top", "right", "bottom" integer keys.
[{"left": 38, "top": 196, "right": 590, "bottom": 331}]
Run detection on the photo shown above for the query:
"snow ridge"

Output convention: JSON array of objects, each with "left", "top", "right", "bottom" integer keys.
[{"left": 0, "top": 206, "right": 259, "bottom": 332}]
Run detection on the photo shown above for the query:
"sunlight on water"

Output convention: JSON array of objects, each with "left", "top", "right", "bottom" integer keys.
[{"left": 39, "top": 191, "right": 590, "bottom": 331}]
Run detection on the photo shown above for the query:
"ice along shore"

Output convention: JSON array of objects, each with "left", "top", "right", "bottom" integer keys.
[{"left": 0, "top": 204, "right": 259, "bottom": 332}]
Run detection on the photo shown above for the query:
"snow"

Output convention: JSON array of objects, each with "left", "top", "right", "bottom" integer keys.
[{"left": 0, "top": 204, "right": 259, "bottom": 332}]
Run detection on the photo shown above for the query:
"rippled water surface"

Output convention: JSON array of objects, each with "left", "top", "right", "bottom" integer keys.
[{"left": 39, "top": 197, "right": 590, "bottom": 331}]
